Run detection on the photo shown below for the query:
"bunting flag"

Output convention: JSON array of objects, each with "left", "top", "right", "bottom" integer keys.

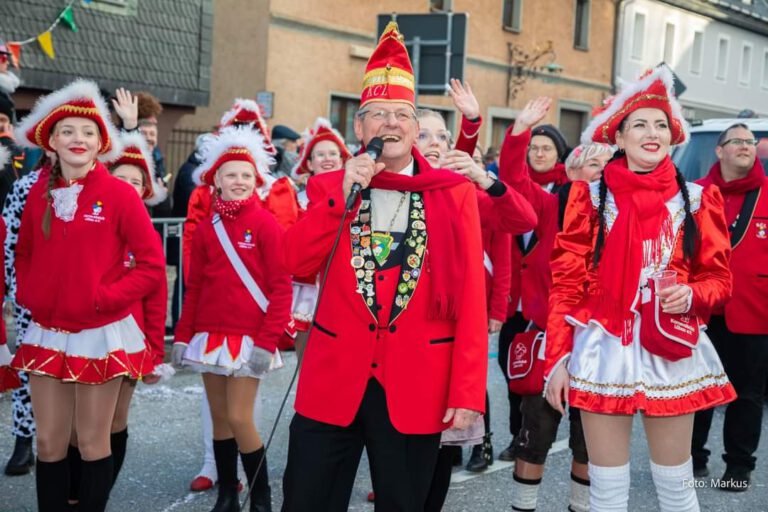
[
  {"left": 61, "top": 6, "right": 78, "bottom": 33},
  {"left": 37, "top": 32, "right": 55, "bottom": 60},
  {"left": 1, "top": 0, "right": 80, "bottom": 67}
]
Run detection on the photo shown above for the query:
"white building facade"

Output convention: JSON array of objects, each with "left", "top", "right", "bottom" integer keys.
[{"left": 615, "top": 0, "right": 768, "bottom": 119}]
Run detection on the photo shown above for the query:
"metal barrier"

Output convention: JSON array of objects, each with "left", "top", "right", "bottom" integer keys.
[{"left": 151, "top": 217, "right": 186, "bottom": 335}]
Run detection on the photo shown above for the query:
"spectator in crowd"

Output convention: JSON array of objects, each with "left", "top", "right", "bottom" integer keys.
[
  {"left": 0, "top": 90, "right": 37, "bottom": 208},
  {"left": 270, "top": 124, "right": 301, "bottom": 178},
  {"left": 0, "top": 43, "right": 20, "bottom": 95}
]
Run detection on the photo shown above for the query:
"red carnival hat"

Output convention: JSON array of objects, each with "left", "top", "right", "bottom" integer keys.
[
  {"left": 110, "top": 131, "right": 167, "bottom": 204},
  {"left": 218, "top": 98, "right": 277, "bottom": 156},
  {"left": 291, "top": 117, "right": 352, "bottom": 177},
  {"left": 581, "top": 65, "right": 688, "bottom": 146},
  {"left": 16, "top": 79, "right": 122, "bottom": 160},
  {"left": 192, "top": 126, "right": 274, "bottom": 188},
  {"left": 360, "top": 21, "right": 415, "bottom": 109}
]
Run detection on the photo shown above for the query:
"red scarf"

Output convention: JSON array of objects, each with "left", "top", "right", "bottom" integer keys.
[
  {"left": 528, "top": 162, "right": 568, "bottom": 187},
  {"left": 703, "top": 159, "right": 765, "bottom": 224},
  {"left": 214, "top": 194, "right": 257, "bottom": 221},
  {"left": 369, "top": 158, "right": 469, "bottom": 321},
  {"left": 598, "top": 155, "right": 679, "bottom": 339}
]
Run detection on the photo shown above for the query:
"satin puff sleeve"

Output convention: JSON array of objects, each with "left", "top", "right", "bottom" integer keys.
[{"left": 544, "top": 181, "right": 595, "bottom": 381}]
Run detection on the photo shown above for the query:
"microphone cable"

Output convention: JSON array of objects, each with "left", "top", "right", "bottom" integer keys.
[{"left": 240, "top": 194, "right": 356, "bottom": 510}]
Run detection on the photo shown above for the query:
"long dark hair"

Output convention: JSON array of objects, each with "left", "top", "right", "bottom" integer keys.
[{"left": 41, "top": 159, "right": 62, "bottom": 239}]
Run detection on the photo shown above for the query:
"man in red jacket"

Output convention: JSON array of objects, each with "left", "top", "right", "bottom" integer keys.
[
  {"left": 692, "top": 123, "right": 768, "bottom": 490},
  {"left": 281, "top": 22, "right": 489, "bottom": 511}
]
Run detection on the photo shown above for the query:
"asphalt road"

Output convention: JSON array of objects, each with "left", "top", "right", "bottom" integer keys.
[{"left": 0, "top": 337, "right": 766, "bottom": 511}]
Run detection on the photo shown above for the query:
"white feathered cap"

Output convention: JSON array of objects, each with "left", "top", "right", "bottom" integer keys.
[
  {"left": 16, "top": 78, "right": 122, "bottom": 161},
  {"left": 192, "top": 125, "right": 275, "bottom": 187},
  {"left": 0, "top": 145, "right": 10, "bottom": 170},
  {"left": 290, "top": 117, "right": 352, "bottom": 179},
  {"left": 218, "top": 98, "right": 277, "bottom": 156},
  {"left": 109, "top": 131, "right": 167, "bottom": 205},
  {"left": 581, "top": 65, "right": 689, "bottom": 146}
]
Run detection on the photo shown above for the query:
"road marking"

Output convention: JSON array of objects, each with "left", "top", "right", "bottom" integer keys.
[{"left": 450, "top": 438, "right": 569, "bottom": 484}]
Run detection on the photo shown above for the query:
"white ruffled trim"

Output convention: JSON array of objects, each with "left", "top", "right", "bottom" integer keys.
[
  {"left": 181, "top": 332, "right": 283, "bottom": 379},
  {"left": 23, "top": 315, "right": 146, "bottom": 358},
  {"left": 50, "top": 183, "right": 83, "bottom": 222},
  {"left": 16, "top": 78, "right": 123, "bottom": 161},
  {"left": 581, "top": 65, "right": 689, "bottom": 146}
]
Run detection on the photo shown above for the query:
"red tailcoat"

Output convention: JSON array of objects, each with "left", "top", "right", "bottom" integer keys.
[
  {"left": 698, "top": 170, "right": 768, "bottom": 334},
  {"left": 282, "top": 150, "right": 488, "bottom": 434}
]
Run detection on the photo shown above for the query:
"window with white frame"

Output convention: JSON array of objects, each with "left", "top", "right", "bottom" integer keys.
[
  {"left": 690, "top": 31, "right": 704, "bottom": 75},
  {"left": 631, "top": 12, "right": 646, "bottom": 61},
  {"left": 662, "top": 23, "right": 675, "bottom": 64},
  {"left": 716, "top": 37, "right": 729, "bottom": 81},
  {"left": 739, "top": 43, "right": 753, "bottom": 86},
  {"left": 503, "top": 0, "right": 523, "bottom": 32}
]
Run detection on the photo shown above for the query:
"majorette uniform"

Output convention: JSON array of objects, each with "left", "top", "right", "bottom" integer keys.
[
  {"left": 110, "top": 131, "right": 169, "bottom": 371},
  {"left": 289, "top": 118, "right": 353, "bottom": 330},
  {"left": 10, "top": 79, "right": 165, "bottom": 384},
  {"left": 174, "top": 127, "right": 293, "bottom": 378},
  {"left": 0, "top": 216, "right": 21, "bottom": 392},
  {"left": 544, "top": 66, "right": 736, "bottom": 416}
]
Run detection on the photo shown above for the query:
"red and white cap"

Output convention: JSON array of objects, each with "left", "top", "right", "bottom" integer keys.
[
  {"left": 218, "top": 98, "right": 277, "bottom": 156},
  {"left": 360, "top": 21, "right": 415, "bottom": 109},
  {"left": 291, "top": 117, "right": 352, "bottom": 178},
  {"left": 582, "top": 65, "right": 688, "bottom": 146},
  {"left": 16, "top": 78, "right": 122, "bottom": 160},
  {"left": 192, "top": 126, "right": 274, "bottom": 188},
  {"left": 109, "top": 131, "right": 167, "bottom": 205}
]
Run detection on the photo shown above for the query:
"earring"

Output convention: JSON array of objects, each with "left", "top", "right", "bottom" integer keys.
[{"left": 216, "top": 187, "right": 222, "bottom": 195}]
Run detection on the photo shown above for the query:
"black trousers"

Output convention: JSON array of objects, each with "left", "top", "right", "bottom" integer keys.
[
  {"left": 282, "top": 378, "right": 441, "bottom": 512},
  {"left": 498, "top": 312, "right": 528, "bottom": 438},
  {"left": 692, "top": 315, "right": 768, "bottom": 471}
]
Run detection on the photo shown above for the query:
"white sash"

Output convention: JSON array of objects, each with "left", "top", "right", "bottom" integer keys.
[
  {"left": 483, "top": 251, "right": 493, "bottom": 276},
  {"left": 212, "top": 213, "right": 269, "bottom": 313}
]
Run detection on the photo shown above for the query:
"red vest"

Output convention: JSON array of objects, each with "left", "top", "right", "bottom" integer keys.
[{"left": 722, "top": 179, "right": 768, "bottom": 334}]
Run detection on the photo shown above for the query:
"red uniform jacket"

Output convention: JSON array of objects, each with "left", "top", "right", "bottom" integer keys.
[
  {"left": 483, "top": 228, "right": 512, "bottom": 323},
  {"left": 183, "top": 185, "right": 214, "bottom": 285},
  {"left": 175, "top": 200, "right": 292, "bottom": 353},
  {"left": 698, "top": 170, "right": 768, "bottom": 334},
  {"left": 545, "top": 182, "right": 732, "bottom": 379},
  {"left": 16, "top": 163, "right": 165, "bottom": 332},
  {"left": 124, "top": 238, "right": 167, "bottom": 368},
  {"left": 282, "top": 150, "right": 488, "bottom": 434},
  {"left": 499, "top": 128, "right": 562, "bottom": 328}
]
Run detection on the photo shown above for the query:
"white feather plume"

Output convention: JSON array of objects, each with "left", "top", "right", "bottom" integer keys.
[{"left": 16, "top": 78, "right": 123, "bottom": 161}]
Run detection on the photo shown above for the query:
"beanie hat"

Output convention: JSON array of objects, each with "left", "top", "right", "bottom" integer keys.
[{"left": 531, "top": 124, "right": 568, "bottom": 162}]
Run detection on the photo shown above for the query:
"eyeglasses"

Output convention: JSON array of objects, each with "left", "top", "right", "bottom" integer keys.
[
  {"left": 417, "top": 130, "right": 451, "bottom": 144},
  {"left": 721, "top": 138, "right": 758, "bottom": 147},
  {"left": 360, "top": 109, "right": 416, "bottom": 122},
  {"left": 529, "top": 145, "right": 555, "bottom": 153}
]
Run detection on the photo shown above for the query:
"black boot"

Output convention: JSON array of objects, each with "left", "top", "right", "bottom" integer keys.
[
  {"left": 78, "top": 456, "right": 113, "bottom": 512},
  {"left": 67, "top": 444, "right": 82, "bottom": 504},
  {"left": 241, "top": 447, "right": 272, "bottom": 512},
  {"left": 110, "top": 428, "right": 128, "bottom": 487},
  {"left": 36, "top": 458, "right": 70, "bottom": 512},
  {"left": 5, "top": 435, "right": 35, "bottom": 475},
  {"left": 466, "top": 433, "right": 494, "bottom": 473},
  {"left": 211, "top": 438, "right": 240, "bottom": 512}
]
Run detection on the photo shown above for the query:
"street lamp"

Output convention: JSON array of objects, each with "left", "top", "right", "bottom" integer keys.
[{"left": 506, "top": 41, "right": 564, "bottom": 104}]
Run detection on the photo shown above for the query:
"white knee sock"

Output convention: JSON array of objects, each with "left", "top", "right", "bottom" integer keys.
[
  {"left": 511, "top": 474, "right": 540, "bottom": 511},
  {"left": 650, "top": 457, "right": 699, "bottom": 512},
  {"left": 569, "top": 473, "right": 590, "bottom": 512},
  {"left": 198, "top": 391, "right": 217, "bottom": 480},
  {"left": 588, "top": 462, "right": 630, "bottom": 512}
]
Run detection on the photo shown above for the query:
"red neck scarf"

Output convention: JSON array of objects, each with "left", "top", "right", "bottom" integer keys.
[
  {"left": 705, "top": 158, "right": 764, "bottom": 195},
  {"left": 598, "top": 155, "right": 680, "bottom": 338},
  {"left": 369, "top": 157, "right": 469, "bottom": 320},
  {"left": 214, "top": 194, "right": 257, "bottom": 221},
  {"left": 528, "top": 162, "right": 568, "bottom": 187}
]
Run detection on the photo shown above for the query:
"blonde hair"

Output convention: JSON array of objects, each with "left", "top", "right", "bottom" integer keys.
[{"left": 565, "top": 142, "right": 613, "bottom": 172}]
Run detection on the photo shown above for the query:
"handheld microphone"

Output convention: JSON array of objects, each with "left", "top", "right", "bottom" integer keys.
[{"left": 345, "top": 136, "right": 385, "bottom": 210}]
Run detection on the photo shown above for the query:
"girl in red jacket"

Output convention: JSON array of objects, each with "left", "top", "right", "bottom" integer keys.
[
  {"left": 172, "top": 126, "right": 292, "bottom": 512},
  {"left": 545, "top": 66, "right": 735, "bottom": 511},
  {"left": 0, "top": 146, "right": 20, "bottom": 393},
  {"left": 10, "top": 79, "right": 165, "bottom": 512}
]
